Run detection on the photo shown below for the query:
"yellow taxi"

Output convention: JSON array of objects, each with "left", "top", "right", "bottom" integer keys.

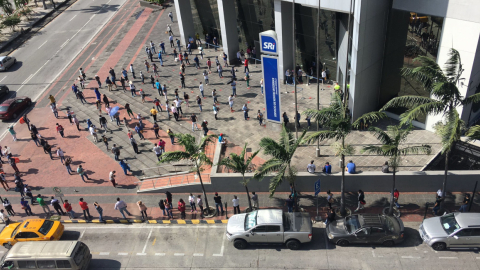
[{"left": 0, "top": 219, "right": 64, "bottom": 249}]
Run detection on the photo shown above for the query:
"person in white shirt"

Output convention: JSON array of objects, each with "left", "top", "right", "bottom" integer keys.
[
  {"left": 114, "top": 198, "right": 131, "bottom": 219},
  {"left": 189, "top": 193, "right": 197, "bottom": 213},
  {"left": 321, "top": 69, "right": 327, "bottom": 84},
  {"left": 109, "top": 171, "right": 117, "bottom": 188},
  {"left": 174, "top": 98, "right": 183, "bottom": 115},
  {"left": 232, "top": 195, "right": 240, "bottom": 214},
  {"left": 307, "top": 160, "right": 316, "bottom": 173},
  {"left": 199, "top": 82, "right": 204, "bottom": 97},
  {"left": 56, "top": 148, "right": 65, "bottom": 164},
  {"left": 0, "top": 209, "right": 10, "bottom": 224},
  {"left": 153, "top": 144, "right": 162, "bottom": 161},
  {"left": 197, "top": 195, "right": 204, "bottom": 218},
  {"left": 251, "top": 192, "right": 259, "bottom": 209}
]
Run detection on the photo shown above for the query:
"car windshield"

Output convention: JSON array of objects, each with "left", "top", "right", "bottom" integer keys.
[
  {"left": 245, "top": 211, "right": 257, "bottom": 230},
  {"left": 38, "top": 220, "right": 54, "bottom": 235},
  {"left": 10, "top": 223, "right": 21, "bottom": 238},
  {"left": 345, "top": 216, "right": 360, "bottom": 234},
  {"left": 73, "top": 243, "right": 86, "bottom": 266},
  {"left": 440, "top": 213, "right": 461, "bottom": 235},
  {"left": 0, "top": 106, "right": 8, "bottom": 112}
]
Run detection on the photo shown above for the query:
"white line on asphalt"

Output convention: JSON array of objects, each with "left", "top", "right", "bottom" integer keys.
[
  {"left": 69, "top": 14, "right": 77, "bottom": 22},
  {"left": 174, "top": 253, "right": 185, "bottom": 256},
  {"left": 60, "top": 39, "right": 71, "bottom": 49},
  {"left": 213, "top": 232, "right": 226, "bottom": 256},
  {"left": 38, "top": 40, "right": 48, "bottom": 49},
  {"left": 136, "top": 253, "right": 147, "bottom": 256},
  {"left": 372, "top": 250, "right": 375, "bottom": 258},
  {"left": 22, "top": 74, "right": 34, "bottom": 84},
  {"left": 118, "top": 253, "right": 128, "bottom": 256},
  {"left": 439, "top": 257, "right": 458, "bottom": 259},
  {"left": 141, "top": 229, "right": 153, "bottom": 254},
  {"left": 99, "top": 252, "right": 110, "bottom": 255},
  {"left": 79, "top": 228, "right": 86, "bottom": 240},
  {"left": 155, "top": 253, "right": 166, "bottom": 256},
  {"left": 401, "top": 256, "right": 421, "bottom": 259},
  {"left": 0, "top": 76, "right": 6, "bottom": 83},
  {"left": 193, "top": 253, "right": 204, "bottom": 257}
]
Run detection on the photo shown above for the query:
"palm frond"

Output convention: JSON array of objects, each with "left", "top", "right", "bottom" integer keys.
[
  {"left": 381, "top": 96, "right": 439, "bottom": 112},
  {"left": 197, "top": 152, "right": 213, "bottom": 166},
  {"left": 302, "top": 108, "right": 340, "bottom": 125},
  {"left": 259, "top": 137, "right": 288, "bottom": 160},
  {"left": 399, "top": 101, "right": 445, "bottom": 125},
  {"left": 246, "top": 149, "right": 260, "bottom": 168},
  {"left": 466, "top": 125, "right": 480, "bottom": 141},
  {"left": 401, "top": 56, "right": 445, "bottom": 90},
  {"left": 159, "top": 151, "right": 191, "bottom": 163},
  {"left": 302, "top": 130, "right": 340, "bottom": 144},
  {"left": 289, "top": 130, "right": 308, "bottom": 157},
  {"left": 253, "top": 159, "right": 284, "bottom": 181},
  {"left": 332, "top": 142, "right": 355, "bottom": 156},
  {"left": 268, "top": 166, "right": 287, "bottom": 197},
  {"left": 352, "top": 111, "right": 386, "bottom": 129},
  {"left": 399, "top": 145, "right": 432, "bottom": 156},
  {"left": 444, "top": 48, "right": 461, "bottom": 79},
  {"left": 463, "top": 93, "right": 480, "bottom": 106},
  {"left": 361, "top": 145, "right": 386, "bottom": 156},
  {"left": 199, "top": 134, "right": 218, "bottom": 150}
]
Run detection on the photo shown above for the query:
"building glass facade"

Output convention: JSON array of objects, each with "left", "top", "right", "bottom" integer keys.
[{"left": 190, "top": 0, "right": 222, "bottom": 44}]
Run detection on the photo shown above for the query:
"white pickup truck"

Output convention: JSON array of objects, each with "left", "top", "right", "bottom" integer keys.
[{"left": 226, "top": 209, "right": 312, "bottom": 250}]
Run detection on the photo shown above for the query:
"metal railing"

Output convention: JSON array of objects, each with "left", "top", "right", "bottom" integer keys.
[{"left": 135, "top": 173, "right": 211, "bottom": 191}]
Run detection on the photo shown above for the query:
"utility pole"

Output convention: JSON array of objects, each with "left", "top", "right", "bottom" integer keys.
[{"left": 292, "top": 0, "right": 298, "bottom": 139}]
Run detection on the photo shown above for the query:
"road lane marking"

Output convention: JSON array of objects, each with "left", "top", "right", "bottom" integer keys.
[
  {"left": 213, "top": 231, "right": 226, "bottom": 256},
  {"left": 60, "top": 39, "right": 71, "bottom": 49},
  {"left": 439, "top": 257, "right": 457, "bottom": 259},
  {"left": 79, "top": 228, "right": 86, "bottom": 240},
  {"left": 174, "top": 253, "right": 184, "bottom": 256},
  {"left": 22, "top": 74, "right": 34, "bottom": 84},
  {"left": 0, "top": 76, "right": 6, "bottom": 83},
  {"left": 155, "top": 253, "right": 165, "bottom": 256},
  {"left": 69, "top": 14, "right": 77, "bottom": 22},
  {"left": 372, "top": 250, "right": 375, "bottom": 258},
  {"left": 118, "top": 253, "right": 128, "bottom": 256},
  {"left": 141, "top": 229, "right": 153, "bottom": 254},
  {"left": 99, "top": 252, "right": 110, "bottom": 255},
  {"left": 401, "top": 256, "right": 421, "bottom": 259},
  {"left": 152, "top": 237, "right": 156, "bottom": 246},
  {"left": 38, "top": 40, "right": 48, "bottom": 49},
  {"left": 193, "top": 253, "right": 203, "bottom": 257},
  {"left": 136, "top": 253, "right": 146, "bottom": 256}
]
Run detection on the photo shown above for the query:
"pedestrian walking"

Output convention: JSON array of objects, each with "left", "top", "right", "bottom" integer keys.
[
  {"left": 79, "top": 198, "right": 93, "bottom": 220},
  {"left": 201, "top": 120, "right": 208, "bottom": 136},
  {"left": 20, "top": 198, "right": 33, "bottom": 216},
  {"left": 95, "top": 75, "right": 102, "bottom": 88},
  {"left": 197, "top": 195, "right": 204, "bottom": 218},
  {"left": 109, "top": 170, "right": 117, "bottom": 187},
  {"left": 130, "top": 137, "right": 139, "bottom": 154},
  {"left": 354, "top": 190, "right": 366, "bottom": 212},
  {"left": 24, "top": 185, "right": 34, "bottom": 205},
  {"left": 77, "top": 165, "right": 90, "bottom": 182},
  {"left": 115, "top": 198, "right": 132, "bottom": 219},
  {"left": 30, "top": 131, "right": 40, "bottom": 146},
  {"left": 51, "top": 196, "right": 65, "bottom": 215},
  {"left": 56, "top": 147, "right": 65, "bottom": 164},
  {"left": 119, "top": 160, "right": 131, "bottom": 175},
  {"left": 7, "top": 126, "right": 16, "bottom": 141},
  {"left": 8, "top": 154, "right": 19, "bottom": 173},
  {"left": 135, "top": 124, "right": 144, "bottom": 140},
  {"left": 44, "top": 143, "right": 53, "bottom": 160},
  {"left": 232, "top": 195, "right": 240, "bottom": 214},
  {"left": 65, "top": 157, "right": 73, "bottom": 175},
  {"left": 214, "top": 192, "right": 223, "bottom": 214},
  {"left": 36, "top": 194, "right": 52, "bottom": 216},
  {"left": 56, "top": 123, "right": 65, "bottom": 138},
  {"left": 150, "top": 107, "right": 158, "bottom": 122},
  {"left": 0, "top": 172, "right": 9, "bottom": 191},
  {"left": 111, "top": 144, "right": 120, "bottom": 161},
  {"left": 125, "top": 103, "right": 134, "bottom": 119},
  {"left": 178, "top": 199, "right": 186, "bottom": 219}
]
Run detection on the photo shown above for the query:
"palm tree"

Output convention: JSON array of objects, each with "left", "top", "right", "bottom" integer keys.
[
  {"left": 303, "top": 92, "right": 385, "bottom": 216},
  {"left": 381, "top": 48, "right": 480, "bottom": 207},
  {"left": 254, "top": 125, "right": 307, "bottom": 207},
  {"left": 361, "top": 124, "right": 431, "bottom": 215},
  {"left": 466, "top": 125, "right": 480, "bottom": 141},
  {"left": 217, "top": 143, "right": 259, "bottom": 211},
  {"left": 159, "top": 133, "right": 217, "bottom": 216}
]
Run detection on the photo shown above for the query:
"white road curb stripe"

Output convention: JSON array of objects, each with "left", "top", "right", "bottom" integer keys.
[
  {"left": 193, "top": 253, "right": 203, "bottom": 257},
  {"left": 136, "top": 253, "right": 147, "bottom": 256},
  {"left": 174, "top": 253, "right": 184, "bottom": 256},
  {"left": 99, "top": 252, "right": 110, "bottom": 255},
  {"left": 118, "top": 253, "right": 128, "bottom": 256},
  {"left": 155, "top": 253, "right": 166, "bottom": 256}
]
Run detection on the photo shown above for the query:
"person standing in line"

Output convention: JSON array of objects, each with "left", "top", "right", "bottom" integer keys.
[
  {"left": 65, "top": 157, "right": 73, "bottom": 175},
  {"left": 257, "top": 110, "right": 264, "bottom": 126},
  {"left": 8, "top": 154, "right": 19, "bottom": 173},
  {"left": 154, "top": 98, "right": 163, "bottom": 112},
  {"left": 160, "top": 41, "right": 166, "bottom": 54},
  {"left": 155, "top": 80, "right": 161, "bottom": 95},
  {"left": 197, "top": 195, "right": 204, "bottom": 218},
  {"left": 111, "top": 144, "right": 120, "bottom": 161},
  {"left": 95, "top": 75, "right": 102, "bottom": 88},
  {"left": 201, "top": 120, "right": 208, "bottom": 136},
  {"left": 37, "top": 194, "right": 52, "bottom": 217},
  {"left": 79, "top": 198, "right": 93, "bottom": 220},
  {"left": 306, "top": 115, "right": 311, "bottom": 129},
  {"left": 326, "top": 190, "right": 334, "bottom": 208},
  {"left": 0, "top": 172, "right": 9, "bottom": 191},
  {"left": 171, "top": 104, "right": 179, "bottom": 121},
  {"left": 231, "top": 80, "right": 237, "bottom": 96},
  {"left": 159, "top": 200, "right": 166, "bottom": 216},
  {"left": 77, "top": 165, "right": 90, "bottom": 182},
  {"left": 30, "top": 131, "right": 40, "bottom": 146},
  {"left": 56, "top": 123, "right": 65, "bottom": 138},
  {"left": 203, "top": 71, "right": 209, "bottom": 85},
  {"left": 138, "top": 201, "right": 148, "bottom": 221},
  {"left": 7, "top": 126, "right": 16, "bottom": 142},
  {"left": 129, "top": 81, "right": 136, "bottom": 97},
  {"left": 24, "top": 186, "right": 34, "bottom": 205},
  {"left": 245, "top": 72, "right": 250, "bottom": 88},
  {"left": 232, "top": 195, "right": 240, "bottom": 214},
  {"left": 191, "top": 113, "right": 199, "bottom": 131},
  {"left": 150, "top": 107, "right": 158, "bottom": 122},
  {"left": 165, "top": 200, "right": 174, "bottom": 219},
  {"left": 217, "top": 64, "right": 223, "bottom": 78},
  {"left": 20, "top": 198, "right": 33, "bottom": 216},
  {"left": 153, "top": 143, "right": 162, "bottom": 161},
  {"left": 198, "top": 82, "right": 205, "bottom": 97},
  {"left": 167, "top": 24, "right": 173, "bottom": 35},
  {"left": 242, "top": 104, "right": 249, "bottom": 120},
  {"left": 125, "top": 103, "right": 134, "bottom": 120},
  {"left": 325, "top": 208, "right": 336, "bottom": 225},
  {"left": 459, "top": 194, "right": 470, "bottom": 213},
  {"left": 178, "top": 199, "right": 186, "bottom": 219},
  {"left": 169, "top": 35, "right": 174, "bottom": 48},
  {"left": 0, "top": 209, "right": 10, "bottom": 225},
  {"left": 260, "top": 78, "right": 264, "bottom": 95},
  {"left": 214, "top": 192, "right": 223, "bottom": 214},
  {"left": 165, "top": 102, "right": 170, "bottom": 118},
  {"left": 50, "top": 103, "right": 58, "bottom": 118},
  {"left": 285, "top": 195, "right": 294, "bottom": 212},
  {"left": 166, "top": 129, "right": 175, "bottom": 145},
  {"left": 93, "top": 202, "right": 106, "bottom": 223},
  {"left": 153, "top": 123, "right": 160, "bottom": 139},
  {"left": 212, "top": 89, "right": 218, "bottom": 104},
  {"left": 50, "top": 196, "right": 65, "bottom": 215},
  {"left": 189, "top": 193, "right": 197, "bottom": 213},
  {"left": 44, "top": 142, "right": 53, "bottom": 160},
  {"left": 175, "top": 97, "right": 183, "bottom": 116},
  {"left": 150, "top": 41, "right": 156, "bottom": 54},
  {"left": 176, "top": 38, "right": 181, "bottom": 52},
  {"left": 354, "top": 190, "right": 366, "bottom": 212},
  {"left": 135, "top": 124, "right": 145, "bottom": 140},
  {"left": 251, "top": 192, "right": 259, "bottom": 209},
  {"left": 228, "top": 95, "right": 234, "bottom": 112},
  {"left": 196, "top": 96, "right": 202, "bottom": 112},
  {"left": 115, "top": 198, "right": 132, "bottom": 219},
  {"left": 180, "top": 73, "right": 185, "bottom": 88},
  {"left": 56, "top": 147, "right": 65, "bottom": 164},
  {"left": 63, "top": 200, "right": 75, "bottom": 219},
  {"left": 3, "top": 199, "right": 14, "bottom": 216},
  {"left": 130, "top": 137, "right": 139, "bottom": 154},
  {"left": 109, "top": 170, "right": 117, "bottom": 188}
]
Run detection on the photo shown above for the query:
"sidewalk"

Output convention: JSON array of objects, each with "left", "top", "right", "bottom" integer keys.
[{"left": 1, "top": 191, "right": 477, "bottom": 224}]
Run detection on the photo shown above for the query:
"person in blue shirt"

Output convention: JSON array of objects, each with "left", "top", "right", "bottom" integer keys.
[
  {"left": 158, "top": 52, "right": 163, "bottom": 66},
  {"left": 135, "top": 124, "right": 144, "bottom": 140},
  {"left": 346, "top": 160, "right": 356, "bottom": 174},
  {"left": 323, "top": 162, "right": 332, "bottom": 174}
]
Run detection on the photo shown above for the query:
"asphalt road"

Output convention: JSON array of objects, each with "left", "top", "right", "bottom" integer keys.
[
  {"left": 0, "top": 222, "right": 477, "bottom": 270},
  {"left": 0, "top": 0, "right": 127, "bottom": 138}
]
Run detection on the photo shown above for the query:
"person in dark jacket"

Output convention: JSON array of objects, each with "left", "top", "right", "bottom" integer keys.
[
  {"left": 159, "top": 199, "right": 166, "bottom": 216},
  {"left": 324, "top": 208, "right": 336, "bottom": 225},
  {"left": 50, "top": 196, "right": 65, "bottom": 215},
  {"left": 354, "top": 190, "right": 365, "bottom": 212}
]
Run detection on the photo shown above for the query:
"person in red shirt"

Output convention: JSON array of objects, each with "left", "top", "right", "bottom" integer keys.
[
  {"left": 158, "top": 139, "right": 166, "bottom": 154},
  {"left": 56, "top": 123, "right": 64, "bottom": 138},
  {"left": 79, "top": 198, "right": 93, "bottom": 220},
  {"left": 244, "top": 59, "right": 249, "bottom": 73},
  {"left": 64, "top": 200, "right": 75, "bottom": 219},
  {"left": 393, "top": 189, "right": 400, "bottom": 208},
  {"left": 177, "top": 199, "right": 186, "bottom": 219}
]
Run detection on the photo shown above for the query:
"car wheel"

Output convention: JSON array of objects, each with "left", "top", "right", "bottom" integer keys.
[
  {"left": 286, "top": 239, "right": 301, "bottom": 250},
  {"left": 432, "top": 242, "right": 446, "bottom": 251},
  {"left": 233, "top": 239, "right": 248, "bottom": 249},
  {"left": 3, "top": 243, "right": 12, "bottom": 249},
  {"left": 336, "top": 239, "right": 349, "bottom": 246},
  {"left": 383, "top": 240, "right": 394, "bottom": 247}
]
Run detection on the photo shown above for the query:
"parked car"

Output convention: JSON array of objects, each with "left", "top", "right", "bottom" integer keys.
[
  {"left": 0, "top": 85, "right": 9, "bottom": 99},
  {"left": 0, "top": 96, "right": 32, "bottom": 120},
  {"left": 419, "top": 212, "right": 480, "bottom": 251},
  {"left": 0, "top": 56, "right": 16, "bottom": 71},
  {"left": 326, "top": 214, "right": 405, "bottom": 246},
  {"left": 226, "top": 209, "right": 312, "bottom": 250},
  {"left": 0, "top": 219, "right": 64, "bottom": 249}
]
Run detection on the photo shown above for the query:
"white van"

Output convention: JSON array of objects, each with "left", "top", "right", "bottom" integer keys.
[{"left": 0, "top": 241, "right": 91, "bottom": 270}]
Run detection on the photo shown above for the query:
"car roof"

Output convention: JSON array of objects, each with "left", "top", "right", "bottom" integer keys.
[
  {"left": 256, "top": 209, "right": 283, "bottom": 225},
  {"left": 358, "top": 214, "right": 384, "bottom": 227},
  {"left": 0, "top": 97, "right": 28, "bottom": 105},
  {"left": 454, "top": 212, "right": 480, "bottom": 228},
  {"left": 0, "top": 56, "right": 5, "bottom": 60},
  {"left": 7, "top": 241, "right": 79, "bottom": 259},
  {"left": 17, "top": 219, "right": 47, "bottom": 233}
]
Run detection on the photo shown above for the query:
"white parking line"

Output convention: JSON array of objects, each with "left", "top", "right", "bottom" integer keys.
[
  {"left": 99, "top": 252, "right": 110, "bottom": 255},
  {"left": 38, "top": 40, "right": 48, "bottom": 49},
  {"left": 155, "top": 253, "right": 166, "bottom": 256},
  {"left": 371, "top": 250, "right": 375, "bottom": 258},
  {"left": 79, "top": 228, "right": 86, "bottom": 240},
  {"left": 213, "top": 231, "right": 226, "bottom": 256},
  {"left": 401, "top": 256, "right": 421, "bottom": 259},
  {"left": 193, "top": 253, "right": 204, "bottom": 257},
  {"left": 141, "top": 229, "right": 153, "bottom": 254},
  {"left": 174, "top": 253, "right": 185, "bottom": 256},
  {"left": 69, "top": 14, "right": 77, "bottom": 22},
  {"left": 118, "top": 253, "right": 128, "bottom": 256},
  {"left": 136, "top": 253, "right": 146, "bottom": 256},
  {"left": 0, "top": 76, "right": 7, "bottom": 83},
  {"left": 439, "top": 257, "right": 458, "bottom": 259}
]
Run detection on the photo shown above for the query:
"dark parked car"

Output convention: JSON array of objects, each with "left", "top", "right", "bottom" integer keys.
[
  {"left": 0, "top": 85, "right": 9, "bottom": 99},
  {"left": 0, "top": 96, "right": 32, "bottom": 120},
  {"left": 326, "top": 214, "right": 405, "bottom": 247},
  {"left": 0, "top": 56, "right": 16, "bottom": 71}
]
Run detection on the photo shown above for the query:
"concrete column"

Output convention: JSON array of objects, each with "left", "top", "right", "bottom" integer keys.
[
  {"left": 217, "top": 0, "right": 239, "bottom": 65},
  {"left": 275, "top": 0, "right": 294, "bottom": 83},
  {"left": 174, "top": 0, "right": 195, "bottom": 48}
]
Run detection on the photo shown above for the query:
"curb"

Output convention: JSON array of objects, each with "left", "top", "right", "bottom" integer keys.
[{"left": 61, "top": 219, "right": 228, "bottom": 224}]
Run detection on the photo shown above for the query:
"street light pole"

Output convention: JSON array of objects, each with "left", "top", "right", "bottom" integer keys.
[
  {"left": 316, "top": 0, "right": 321, "bottom": 157},
  {"left": 292, "top": 0, "right": 298, "bottom": 139}
]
